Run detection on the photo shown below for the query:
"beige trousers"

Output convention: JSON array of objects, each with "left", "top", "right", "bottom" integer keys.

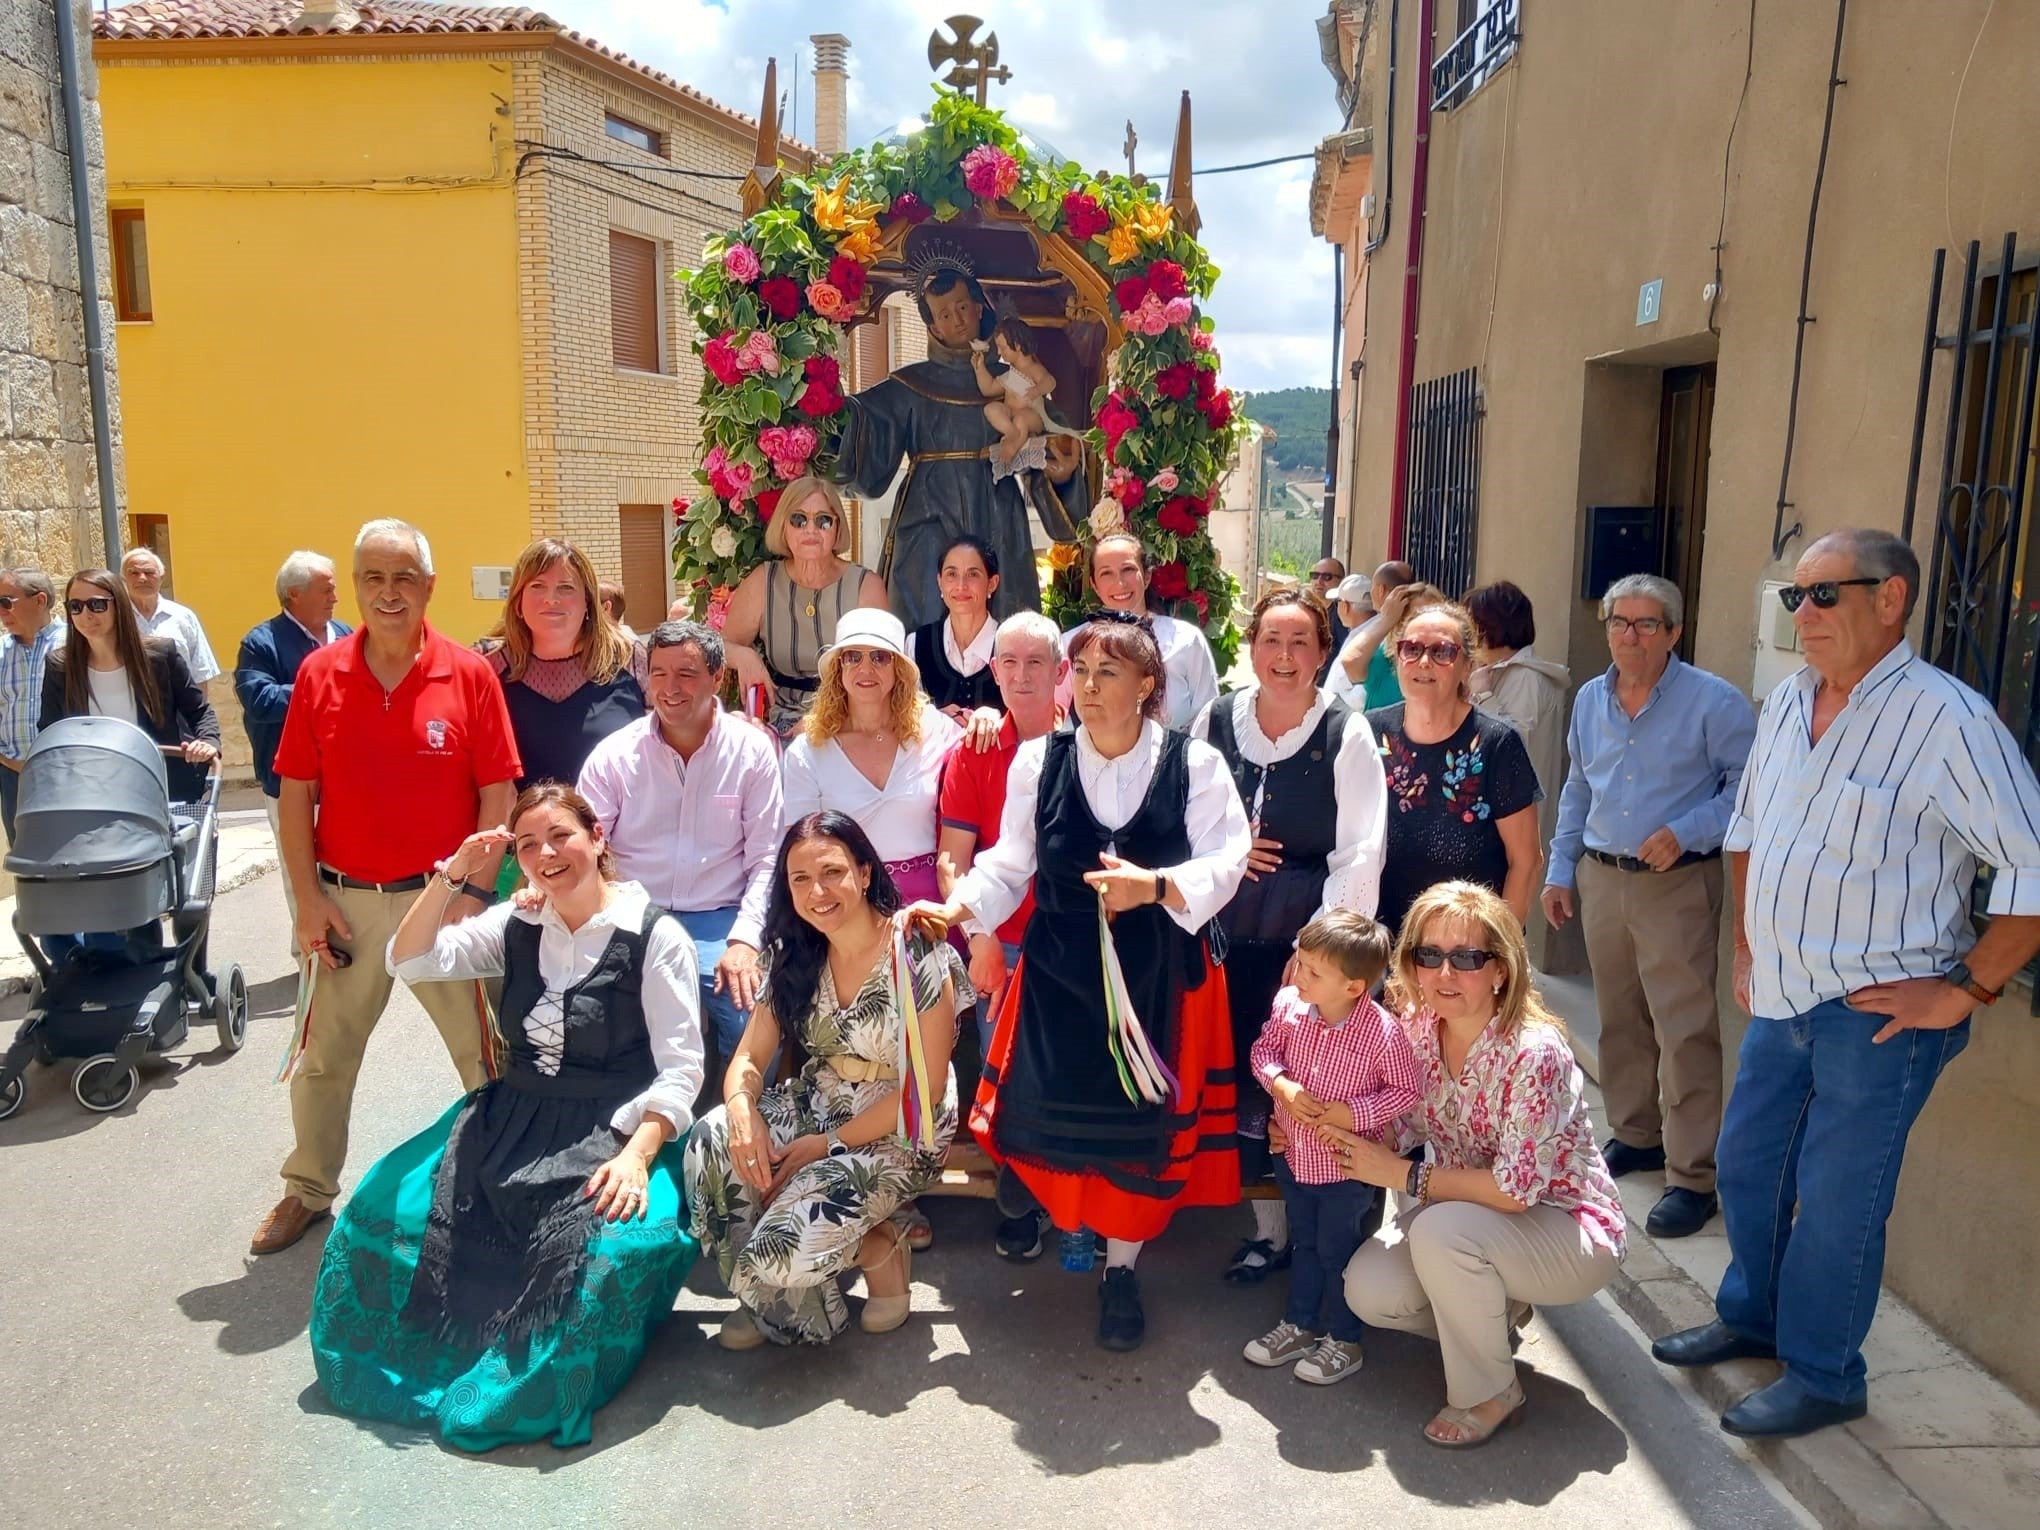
[
  {"left": 1576, "top": 854, "right": 1726, "bottom": 1193},
  {"left": 1345, "top": 1200, "right": 1621, "bottom": 1408},
  {"left": 278, "top": 880, "right": 495, "bottom": 1211}
]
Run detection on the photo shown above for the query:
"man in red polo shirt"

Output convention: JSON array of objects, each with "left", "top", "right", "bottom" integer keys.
[{"left": 250, "top": 518, "right": 521, "bottom": 1255}]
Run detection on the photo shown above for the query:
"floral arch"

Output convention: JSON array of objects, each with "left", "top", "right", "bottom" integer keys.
[{"left": 672, "top": 88, "right": 1250, "bottom": 663}]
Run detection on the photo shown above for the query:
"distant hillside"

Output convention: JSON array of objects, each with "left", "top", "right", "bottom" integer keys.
[{"left": 1237, "top": 387, "right": 1332, "bottom": 474}]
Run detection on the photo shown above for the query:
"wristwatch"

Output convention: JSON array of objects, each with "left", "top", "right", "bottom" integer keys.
[
  {"left": 1942, "top": 961, "right": 2000, "bottom": 1005},
  {"left": 1153, "top": 870, "right": 1171, "bottom": 906},
  {"left": 825, "top": 1129, "right": 850, "bottom": 1158}
]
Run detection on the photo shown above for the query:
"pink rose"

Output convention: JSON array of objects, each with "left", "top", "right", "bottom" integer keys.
[
  {"left": 1127, "top": 294, "right": 1172, "bottom": 337},
  {"left": 722, "top": 244, "right": 761, "bottom": 283},
  {"left": 806, "top": 280, "right": 847, "bottom": 320},
  {"left": 1190, "top": 328, "right": 1215, "bottom": 352},
  {"left": 1163, "top": 296, "right": 1195, "bottom": 327},
  {"left": 724, "top": 458, "right": 755, "bottom": 498},
  {"left": 735, "top": 330, "right": 781, "bottom": 375},
  {"left": 1153, "top": 467, "right": 1180, "bottom": 493},
  {"left": 961, "top": 144, "right": 1021, "bottom": 201}
]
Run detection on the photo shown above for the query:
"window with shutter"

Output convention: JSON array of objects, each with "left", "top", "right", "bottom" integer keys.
[
  {"left": 610, "top": 231, "right": 661, "bottom": 372},
  {"left": 617, "top": 505, "right": 668, "bottom": 630},
  {"left": 112, "top": 208, "right": 152, "bottom": 322}
]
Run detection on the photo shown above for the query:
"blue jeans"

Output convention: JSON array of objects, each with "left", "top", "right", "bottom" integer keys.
[
  {"left": 675, "top": 906, "right": 751, "bottom": 1064},
  {"left": 1276, "top": 1155, "right": 1377, "bottom": 1342},
  {"left": 1714, "top": 997, "right": 1970, "bottom": 1404}
]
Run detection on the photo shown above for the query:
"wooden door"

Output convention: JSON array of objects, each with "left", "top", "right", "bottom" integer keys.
[{"left": 1655, "top": 365, "right": 1715, "bottom": 660}]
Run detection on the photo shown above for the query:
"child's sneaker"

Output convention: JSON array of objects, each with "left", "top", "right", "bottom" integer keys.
[
  {"left": 1294, "top": 1335, "right": 1365, "bottom": 1385},
  {"left": 1243, "top": 1320, "right": 1316, "bottom": 1367}
]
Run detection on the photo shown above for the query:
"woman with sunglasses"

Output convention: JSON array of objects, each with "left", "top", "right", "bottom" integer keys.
[
  {"left": 722, "top": 478, "right": 888, "bottom": 739},
  {"left": 1302, "top": 881, "right": 1623, "bottom": 1447},
  {"left": 1368, "top": 598, "right": 1543, "bottom": 936},
  {"left": 41, "top": 568, "right": 220, "bottom": 800}
]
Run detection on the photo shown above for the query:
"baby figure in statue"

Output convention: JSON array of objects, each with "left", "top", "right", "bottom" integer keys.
[{"left": 972, "top": 317, "right": 1057, "bottom": 468}]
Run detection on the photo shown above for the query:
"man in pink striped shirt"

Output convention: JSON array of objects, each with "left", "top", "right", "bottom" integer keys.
[{"left": 1243, "top": 911, "right": 1421, "bottom": 1385}]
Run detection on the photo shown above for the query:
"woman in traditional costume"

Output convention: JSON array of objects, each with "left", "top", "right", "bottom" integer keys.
[
  {"left": 685, "top": 811, "right": 970, "bottom": 1348},
  {"left": 308, "top": 784, "right": 704, "bottom": 1452},
  {"left": 915, "top": 613, "right": 1251, "bottom": 1351}
]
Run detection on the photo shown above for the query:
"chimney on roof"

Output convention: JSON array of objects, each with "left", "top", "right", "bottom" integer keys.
[
  {"left": 289, "top": 0, "right": 362, "bottom": 33},
  {"left": 810, "top": 34, "right": 850, "bottom": 159}
]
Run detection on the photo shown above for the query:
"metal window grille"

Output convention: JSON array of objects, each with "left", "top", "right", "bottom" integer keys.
[
  {"left": 1433, "top": 0, "right": 1519, "bottom": 111},
  {"left": 1404, "top": 368, "right": 1484, "bottom": 599}
]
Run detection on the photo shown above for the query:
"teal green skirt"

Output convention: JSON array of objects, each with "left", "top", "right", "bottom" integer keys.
[{"left": 308, "top": 1097, "right": 698, "bottom": 1451}]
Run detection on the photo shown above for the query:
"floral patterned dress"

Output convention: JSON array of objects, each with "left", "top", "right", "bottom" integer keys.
[
  {"left": 1394, "top": 1006, "right": 1627, "bottom": 1255},
  {"left": 684, "top": 936, "right": 971, "bottom": 1343}
]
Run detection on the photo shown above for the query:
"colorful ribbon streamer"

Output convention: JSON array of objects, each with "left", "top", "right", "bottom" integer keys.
[
  {"left": 1096, "top": 892, "right": 1180, "bottom": 1108},
  {"left": 275, "top": 954, "right": 318, "bottom": 1084},
  {"left": 890, "top": 926, "right": 940, "bottom": 1150}
]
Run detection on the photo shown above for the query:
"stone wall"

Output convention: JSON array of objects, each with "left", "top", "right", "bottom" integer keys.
[{"left": 0, "top": 0, "right": 118, "bottom": 576}]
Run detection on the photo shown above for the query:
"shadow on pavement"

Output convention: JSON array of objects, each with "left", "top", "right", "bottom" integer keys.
[{"left": 178, "top": 1222, "right": 332, "bottom": 1355}]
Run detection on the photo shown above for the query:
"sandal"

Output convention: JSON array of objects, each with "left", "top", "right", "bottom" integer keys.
[
  {"left": 858, "top": 1222, "right": 914, "bottom": 1334},
  {"left": 1423, "top": 1378, "right": 1527, "bottom": 1449},
  {"left": 898, "top": 1203, "right": 934, "bottom": 1252}
]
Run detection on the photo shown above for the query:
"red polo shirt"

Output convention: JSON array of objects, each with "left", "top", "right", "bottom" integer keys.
[
  {"left": 939, "top": 715, "right": 1035, "bottom": 946},
  {"left": 272, "top": 623, "right": 521, "bottom": 883}
]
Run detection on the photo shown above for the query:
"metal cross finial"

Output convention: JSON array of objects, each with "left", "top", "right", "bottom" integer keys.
[
  {"left": 1123, "top": 120, "right": 1138, "bottom": 181},
  {"left": 927, "top": 14, "right": 1012, "bottom": 105}
]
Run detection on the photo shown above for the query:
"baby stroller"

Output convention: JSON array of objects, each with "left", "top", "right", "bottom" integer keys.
[{"left": 0, "top": 716, "right": 247, "bottom": 1118}]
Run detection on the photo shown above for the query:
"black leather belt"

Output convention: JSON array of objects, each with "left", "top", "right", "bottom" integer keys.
[
  {"left": 319, "top": 865, "right": 431, "bottom": 894},
  {"left": 766, "top": 665, "right": 820, "bottom": 694},
  {"left": 1585, "top": 848, "right": 1721, "bottom": 874}
]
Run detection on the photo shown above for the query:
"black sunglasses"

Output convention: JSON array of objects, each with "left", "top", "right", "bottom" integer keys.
[
  {"left": 1411, "top": 945, "right": 1498, "bottom": 972},
  {"left": 1777, "top": 577, "right": 1881, "bottom": 613},
  {"left": 787, "top": 511, "right": 836, "bottom": 531},
  {"left": 67, "top": 597, "right": 112, "bottom": 615}
]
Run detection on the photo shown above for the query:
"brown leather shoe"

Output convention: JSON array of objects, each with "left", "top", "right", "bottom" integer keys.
[{"left": 250, "top": 1195, "right": 329, "bottom": 1255}]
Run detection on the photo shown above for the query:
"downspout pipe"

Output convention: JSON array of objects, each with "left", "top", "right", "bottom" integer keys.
[
  {"left": 53, "top": 0, "right": 122, "bottom": 565},
  {"left": 1386, "top": 0, "right": 1437, "bottom": 560}
]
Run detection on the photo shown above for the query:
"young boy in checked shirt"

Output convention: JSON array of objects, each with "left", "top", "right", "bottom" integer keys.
[{"left": 1243, "top": 911, "right": 1422, "bottom": 1384}]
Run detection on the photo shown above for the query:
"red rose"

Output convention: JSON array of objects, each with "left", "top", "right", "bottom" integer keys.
[
  {"left": 1202, "top": 389, "right": 1235, "bottom": 430},
  {"left": 1062, "top": 191, "right": 1110, "bottom": 241},
  {"left": 1157, "top": 496, "right": 1200, "bottom": 536},
  {"left": 1147, "top": 260, "right": 1187, "bottom": 302},
  {"left": 1113, "top": 275, "right": 1150, "bottom": 314},
  {"left": 703, "top": 333, "right": 743, "bottom": 388},
  {"left": 827, "top": 255, "right": 866, "bottom": 304},
  {"left": 1153, "top": 362, "right": 1196, "bottom": 401},
  {"left": 805, "top": 354, "right": 841, "bottom": 390},
  {"left": 1195, "top": 365, "right": 1218, "bottom": 402},
  {"left": 1151, "top": 560, "right": 1191, "bottom": 600},
  {"left": 1189, "top": 492, "right": 1212, "bottom": 518},
  {"left": 755, "top": 488, "right": 783, "bottom": 522},
  {"left": 1190, "top": 589, "right": 1210, "bottom": 622},
  {"left": 891, "top": 192, "right": 932, "bottom": 224},
  {"left": 1099, "top": 393, "right": 1141, "bottom": 455},
  {"left": 1113, "top": 474, "right": 1145, "bottom": 510},
  {"left": 758, "top": 276, "right": 802, "bottom": 320},
  {"left": 797, "top": 381, "right": 843, "bottom": 417}
]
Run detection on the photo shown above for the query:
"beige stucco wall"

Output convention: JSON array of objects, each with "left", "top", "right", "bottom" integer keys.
[{"left": 1333, "top": 0, "right": 2040, "bottom": 1400}]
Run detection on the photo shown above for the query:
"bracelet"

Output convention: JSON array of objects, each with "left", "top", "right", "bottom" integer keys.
[
  {"left": 1416, "top": 1162, "right": 1435, "bottom": 1205},
  {"left": 1405, "top": 1161, "right": 1423, "bottom": 1198}
]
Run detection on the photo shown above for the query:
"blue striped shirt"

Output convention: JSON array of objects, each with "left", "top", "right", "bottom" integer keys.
[
  {"left": 0, "top": 622, "right": 62, "bottom": 760},
  {"left": 1726, "top": 641, "right": 2040, "bottom": 1017}
]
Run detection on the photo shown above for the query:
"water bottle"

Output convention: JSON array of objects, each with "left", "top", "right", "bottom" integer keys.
[{"left": 1058, "top": 1226, "right": 1097, "bottom": 1273}]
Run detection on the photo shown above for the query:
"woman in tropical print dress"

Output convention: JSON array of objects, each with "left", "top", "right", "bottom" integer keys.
[
  {"left": 685, "top": 810, "right": 971, "bottom": 1348},
  {"left": 308, "top": 784, "right": 705, "bottom": 1452}
]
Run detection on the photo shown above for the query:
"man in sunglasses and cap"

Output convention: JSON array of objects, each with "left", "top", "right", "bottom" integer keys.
[
  {"left": 1652, "top": 527, "right": 2040, "bottom": 1440},
  {"left": 1542, "top": 574, "right": 1754, "bottom": 1242}
]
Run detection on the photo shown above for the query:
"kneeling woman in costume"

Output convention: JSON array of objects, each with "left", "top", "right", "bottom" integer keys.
[
  {"left": 309, "top": 784, "right": 704, "bottom": 1452},
  {"left": 914, "top": 613, "right": 1251, "bottom": 1351}
]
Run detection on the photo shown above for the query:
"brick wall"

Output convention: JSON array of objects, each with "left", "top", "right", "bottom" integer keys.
[{"left": 0, "top": 0, "right": 119, "bottom": 576}]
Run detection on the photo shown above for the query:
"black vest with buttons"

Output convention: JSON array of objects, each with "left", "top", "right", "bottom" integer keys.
[{"left": 1207, "top": 694, "right": 1352, "bottom": 944}]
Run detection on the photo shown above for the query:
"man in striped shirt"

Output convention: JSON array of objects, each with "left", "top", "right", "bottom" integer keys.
[{"left": 1652, "top": 528, "right": 2040, "bottom": 1440}]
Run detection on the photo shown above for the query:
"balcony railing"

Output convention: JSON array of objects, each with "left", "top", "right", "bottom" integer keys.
[{"left": 1432, "top": 0, "right": 1519, "bottom": 111}]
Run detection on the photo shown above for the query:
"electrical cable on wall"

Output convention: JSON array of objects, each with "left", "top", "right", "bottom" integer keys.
[{"left": 1708, "top": 0, "right": 1757, "bottom": 337}]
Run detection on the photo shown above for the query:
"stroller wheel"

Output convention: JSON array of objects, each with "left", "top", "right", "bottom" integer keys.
[
  {"left": 0, "top": 1074, "right": 23, "bottom": 1121},
  {"left": 73, "top": 1055, "right": 138, "bottom": 1113},
  {"left": 214, "top": 964, "right": 249, "bottom": 1053}
]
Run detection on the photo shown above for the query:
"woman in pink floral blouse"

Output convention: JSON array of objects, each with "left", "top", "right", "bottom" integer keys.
[{"left": 1312, "top": 880, "right": 1624, "bottom": 1448}]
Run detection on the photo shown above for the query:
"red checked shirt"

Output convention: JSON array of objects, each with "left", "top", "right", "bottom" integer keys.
[{"left": 1251, "top": 987, "right": 1423, "bottom": 1186}]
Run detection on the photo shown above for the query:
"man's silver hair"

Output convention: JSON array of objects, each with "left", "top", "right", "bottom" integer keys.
[
  {"left": 994, "top": 609, "right": 1063, "bottom": 661},
  {"left": 1599, "top": 573, "right": 1684, "bottom": 629},
  {"left": 2, "top": 567, "right": 56, "bottom": 603},
  {"left": 275, "top": 550, "right": 336, "bottom": 605},
  {"left": 1807, "top": 527, "right": 1922, "bottom": 621},
  {"left": 353, "top": 518, "right": 434, "bottom": 575},
  {"left": 121, "top": 545, "right": 164, "bottom": 575}
]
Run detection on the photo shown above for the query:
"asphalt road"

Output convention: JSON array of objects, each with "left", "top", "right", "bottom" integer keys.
[{"left": 0, "top": 872, "right": 1808, "bottom": 1530}]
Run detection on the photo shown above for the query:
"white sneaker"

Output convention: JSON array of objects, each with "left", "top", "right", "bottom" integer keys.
[
  {"left": 1294, "top": 1336, "right": 1365, "bottom": 1385},
  {"left": 1244, "top": 1320, "right": 1316, "bottom": 1367},
  {"left": 717, "top": 1307, "right": 767, "bottom": 1351}
]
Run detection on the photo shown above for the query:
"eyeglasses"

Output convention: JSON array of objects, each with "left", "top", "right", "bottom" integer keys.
[
  {"left": 1777, "top": 577, "right": 1882, "bottom": 613},
  {"left": 1605, "top": 616, "right": 1668, "bottom": 637},
  {"left": 788, "top": 511, "right": 836, "bottom": 531},
  {"left": 67, "top": 597, "right": 112, "bottom": 615},
  {"left": 1309, "top": 570, "right": 1341, "bottom": 584},
  {"left": 1411, "top": 945, "right": 1498, "bottom": 972},
  {"left": 1395, "top": 638, "right": 1464, "bottom": 666},
  {"left": 836, "top": 648, "right": 895, "bottom": 668}
]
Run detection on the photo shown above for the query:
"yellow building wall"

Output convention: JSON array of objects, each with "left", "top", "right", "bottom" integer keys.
[{"left": 98, "top": 53, "right": 528, "bottom": 682}]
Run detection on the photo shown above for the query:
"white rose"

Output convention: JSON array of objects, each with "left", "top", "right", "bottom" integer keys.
[
  {"left": 1089, "top": 501, "right": 1126, "bottom": 538},
  {"left": 710, "top": 525, "right": 738, "bottom": 559}
]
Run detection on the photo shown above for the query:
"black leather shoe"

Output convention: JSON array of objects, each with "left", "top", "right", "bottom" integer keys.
[
  {"left": 1646, "top": 1186, "right": 1719, "bottom": 1239},
  {"left": 994, "top": 1210, "right": 1050, "bottom": 1262},
  {"left": 1097, "top": 1267, "right": 1146, "bottom": 1351},
  {"left": 1652, "top": 1320, "right": 1776, "bottom": 1368},
  {"left": 1221, "top": 1237, "right": 1293, "bottom": 1285},
  {"left": 1721, "top": 1377, "right": 1867, "bottom": 1438},
  {"left": 1602, "top": 1138, "right": 1667, "bottom": 1178}
]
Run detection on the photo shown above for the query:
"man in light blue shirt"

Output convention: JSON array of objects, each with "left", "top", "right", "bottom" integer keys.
[
  {"left": 0, "top": 566, "right": 62, "bottom": 844},
  {"left": 1541, "top": 574, "right": 1755, "bottom": 1241}
]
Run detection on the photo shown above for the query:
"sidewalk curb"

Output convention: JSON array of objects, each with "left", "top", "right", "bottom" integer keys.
[
  {"left": 0, "top": 856, "right": 280, "bottom": 1000},
  {"left": 1573, "top": 1039, "right": 1950, "bottom": 1530}
]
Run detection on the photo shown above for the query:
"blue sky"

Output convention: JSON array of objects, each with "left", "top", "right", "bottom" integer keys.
[{"left": 541, "top": 0, "right": 1344, "bottom": 393}]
